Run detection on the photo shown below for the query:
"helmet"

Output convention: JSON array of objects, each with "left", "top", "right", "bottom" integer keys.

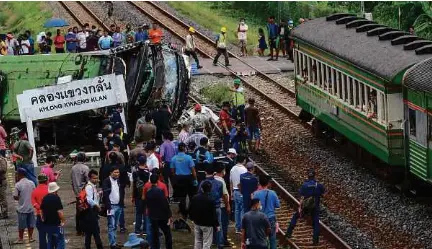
[
  {"left": 288, "top": 20, "right": 294, "bottom": 25},
  {"left": 234, "top": 78, "right": 241, "bottom": 85},
  {"left": 194, "top": 103, "right": 202, "bottom": 111},
  {"left": 189, "top": 27, "right": 195, "bottom": 33},
  {"left": 221, "top": 27, "right": 227, "bottom": 33}
]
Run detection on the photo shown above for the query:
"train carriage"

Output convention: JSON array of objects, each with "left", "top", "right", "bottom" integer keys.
[
  {"left": 403, "top": 58, "right": 432, "bottom": 182},
  {"left": 291, "top": 14, "right": 432, "bottom": 167}
]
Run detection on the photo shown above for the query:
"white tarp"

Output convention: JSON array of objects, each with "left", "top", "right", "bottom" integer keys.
[{"left": 17, "top": 74, "right": 128, "bottom": 122}]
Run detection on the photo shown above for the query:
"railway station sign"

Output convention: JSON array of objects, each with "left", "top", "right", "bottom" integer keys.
[
  {"left": 17, "top": 73, "right": 128, "bottom": 122},
  {"left": 16, "top": 73, "right": 128, "bottom": 167}
]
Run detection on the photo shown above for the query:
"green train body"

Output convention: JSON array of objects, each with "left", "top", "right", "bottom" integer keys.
[{"left": 292, "top": 14, "right": 432, "bottom": 183}]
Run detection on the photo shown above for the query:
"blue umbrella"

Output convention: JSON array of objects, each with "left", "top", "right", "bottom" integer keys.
[{"left": 43, "top": 18, "right": 69, "bottom": 28}]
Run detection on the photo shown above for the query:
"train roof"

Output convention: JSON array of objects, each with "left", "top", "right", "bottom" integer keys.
[
  {"left": 403, "top": 57, "right": 432, "bottom": 93},
  {"left": 292, "top": 14, "right": 432, "bottom": 81}
]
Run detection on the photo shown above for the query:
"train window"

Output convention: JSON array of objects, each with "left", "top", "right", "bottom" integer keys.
[
  {"left": 409, "top": 108, "right": 416, "bottom": 137},
  {"left": 330, "top": 68, "right": 335, "bottom": 95},
  {"left": 353, "top": 79, "right": 358, "bottom": 107},
  {"left": 341, "top": 74, "right": 346, "bottom": 101},
  {"left": 312, "top": 60, "right": 317, "bottom": 85},
  {"left": 307, "top": 57, "right": 312, "bottom": 80},
  {"left": 347, "top": 77, "right": 352, "bottom": 105},
  {"left": 367, "top": 89, "right": 377, "bottom": 119},
  {"left": 316, "top": 61, "right": 321, "bottom": 87},
  {"left": 358, "top": 81, "right": 365, "bottom": 112},
  {"left": 325, "top": 65, "right": 330, "bottom": 92},
  {"left": 321, "top": 63, "right": 325, "bottom": 90}
]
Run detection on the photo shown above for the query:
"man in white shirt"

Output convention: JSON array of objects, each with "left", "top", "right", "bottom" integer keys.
[
  {"left": 229, "top": 155, "right": 247, "bottom": 233},
  {"left": 77, "top": 27, "right": 87, "bottom": 52},
  {"left": 237, "top": 18, "right": 248, "bottom": 57},
  {"left": 102, "top": 167, "right": 123, "bottom": 249},
  {"left": 145, "top": 143, "right": 159, "bottom": 171},
  {"left": 84, "top": 170, "right": 103, "bottom": 249},
  {"left": 185, "top": 27, "right": 202, "bottom": 69},
  {"left": 20, "top": 35, "right": 31, "bottom": 55}
]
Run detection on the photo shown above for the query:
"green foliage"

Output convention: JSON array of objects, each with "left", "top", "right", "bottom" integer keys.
[
  {"left": 413, "top": 2, "right": 432, "bottom": 39},
  {"left": 199, "top": 84, "right": 231, "bottom": 104},
  {"left": 0, "top": 2, "right": 53, "bottom": 36}
]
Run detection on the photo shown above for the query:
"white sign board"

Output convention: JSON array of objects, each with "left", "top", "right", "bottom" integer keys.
[
  {"left": 16, "top": 74, "right": 128, "bottom": 167},
  {"left": 17, "top": 73, "right": 128, "bottom": 122}
]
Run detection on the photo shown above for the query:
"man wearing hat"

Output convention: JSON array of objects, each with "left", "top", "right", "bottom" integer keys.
[
  {"left": 185, "top": 27, "right": 202, "bottom": 69},
  {"left": 219, "top": 102, "right": 233, "bottom": 152},
  {"left": 213, "top": 27, "right": 230, "bottom": 67},
  {"left": 241, "top": 198, "right": 271, "bottom": 249},
  {"left": 189, "top": 104, "right": 212, "bottom": 136},
  {"left": 13, "top": 168, "right": 36, "bottom": 244},
  {"left": 240, "top": 162, "right": 258, "bottom": 214},
  {"left": 124, "top": 233, "right": 149, "bottom": 248},
  {"left": 285, "top": 168, "right": 326, "bottom": 246},
  {"left": 41, "top": 182, "right": 66, "bottom": 249},
  {"left": 31, "top": 174, "right": 49, "bottom": 248},
  {"left": 230, "top": 78, "right": 246, "bottom": 123}
]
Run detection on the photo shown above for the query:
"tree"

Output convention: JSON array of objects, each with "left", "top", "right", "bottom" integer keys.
[{"left": 413, "top": 2, "right": 432, "bottom": 39}]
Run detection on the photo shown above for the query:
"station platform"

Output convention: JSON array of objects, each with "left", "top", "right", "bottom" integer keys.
[{"left": 195, "top": 56, "right": 294, "bottom": 76}]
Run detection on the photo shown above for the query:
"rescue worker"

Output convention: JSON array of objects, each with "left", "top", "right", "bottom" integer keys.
[
  {"left": 189, "top": 104, "right": 212, "bottom": 136},
  {"left": 0, "top": 154, "right": 7, "bottom": 219},
  {"left": 213, "top": 27, "right": 230, "bottom": 67},
  {"left": 230, "top": 79, "right": 246, "bottom": 123},
  {"left": 185, "top": 27, "right": 202, "bottom": 69},
  {"left": 285, "top": 168, "right": 325, "bottom": 245}
]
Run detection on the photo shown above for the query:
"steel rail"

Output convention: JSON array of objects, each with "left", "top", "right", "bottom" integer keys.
[{"left": 59, "top": 1, "right": 110, "bottom": 32}]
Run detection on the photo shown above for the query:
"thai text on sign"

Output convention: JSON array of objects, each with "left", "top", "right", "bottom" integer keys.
[{"left": 17, "top": 74, "right": 128, "bottom": 122}]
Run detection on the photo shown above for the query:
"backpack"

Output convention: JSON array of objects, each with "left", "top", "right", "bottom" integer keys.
[
  {"left": 77, "top": 184, "right": 93, "bottom": 212},
  {"left": 301, "top": 182, "right": 317, "bottom": 214},
  {"left": 134, "top": 168, "right": 149, "bottom": 197}
]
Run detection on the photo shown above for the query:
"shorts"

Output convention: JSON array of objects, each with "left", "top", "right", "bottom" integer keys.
[
  {"left": 239, "top": 39, "right": 247, "bottom": 47},
  {"left": 247, "top": 127, "right": 261, "bottom": 140},
  {"left": 269, "top": 38, "right": 277, "bottom": 49},
  {"left": 17, "top": 212, "right": 35, "bottom": 229}
]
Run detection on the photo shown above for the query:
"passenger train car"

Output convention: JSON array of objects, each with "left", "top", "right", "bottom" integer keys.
[{"left": 291, "top": 13, "right": 432, "bottom": 183}]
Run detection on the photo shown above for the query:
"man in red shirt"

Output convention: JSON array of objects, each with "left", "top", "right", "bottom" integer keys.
[
  {"left": 31, "top": 174, "right": 49, "bottom": 249},
  {"left": 219, "top": 101, "right": 233, "bottom": 152}
]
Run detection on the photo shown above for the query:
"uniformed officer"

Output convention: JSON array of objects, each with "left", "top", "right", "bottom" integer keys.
[
  {"left": 285, "top": 168, "right": 325, "bottom": 245},
  {"left": 0, "top": 155, "right": 7, "bottom": 219},
  {"left": 170, "top": 142, "right": 198, "bottom": 221},
  {"left": 230, "top": 79, "right": 246, "bottom": 123}
]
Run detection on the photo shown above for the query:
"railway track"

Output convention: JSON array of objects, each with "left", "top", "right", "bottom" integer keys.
[
  {"left": 59, "top": 1, "right": 109, "bottom": 31},
  {"left": 187, "top": 95, "right": 349, "bottom": 249},
  {"left": 58, "top": 2, "right": 350, "bottom": 248}
]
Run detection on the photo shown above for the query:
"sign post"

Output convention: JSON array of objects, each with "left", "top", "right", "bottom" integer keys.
[{"left": 17, "top": 74, "right": 128, "bottom": 167}]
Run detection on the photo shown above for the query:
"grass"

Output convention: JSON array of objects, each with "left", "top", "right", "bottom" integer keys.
[
  {"left": 167, "top": 1, "right": 266, "bottom": 55},
  {"left": 199, "top": 84, "right": 232, "bottom": 104},
  {"left": 0, "top": 2, "right": 53, "bottom": 36}
]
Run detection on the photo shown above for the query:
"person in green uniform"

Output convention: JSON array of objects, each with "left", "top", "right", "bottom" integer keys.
[{"left": 230, "top": 78, "right": 246, "bottom": 123}]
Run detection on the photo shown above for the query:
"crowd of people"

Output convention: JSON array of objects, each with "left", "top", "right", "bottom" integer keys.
[{"left": 0, "top": 22, "right": 164, "bottom": 56}]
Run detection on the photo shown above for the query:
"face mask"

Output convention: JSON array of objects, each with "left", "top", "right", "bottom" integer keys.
[{"left": 240, "top": 21, "right": 245, "bottom": 25}]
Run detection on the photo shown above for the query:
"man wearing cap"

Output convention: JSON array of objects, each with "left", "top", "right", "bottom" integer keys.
[
  {"left": 170, "top": 142, "right": 197, "bottom": 221},
  {"left": 189, "top": 104, "right": 212, "bottom": 135},
  {"left": 185, "top": 27, "right": 202, "bottom": 69},
  {"left": 240, "top": 162, "right": 258, "bottom": 214},
  {"left": 230, "top": 155, "right": 247, "bottom": 233},
  {"left": 31, "top": 174, "right": 49, "bottom": 248},
  {"left": 219, "top": 148, "right": 237, "bottom": 200},
  {"left": 0, "top": 153, "right": 7, "bottom": 219},
  {"left": 13, "top": 168, "right": 36, "bottom": 244},
  {"left": 213, "top": 27, "right": 230, "bottom": 67},
  {"left": 71, "top": 152, "right": 90, "bottom": 236},
  {"left": 230, "top": 79, "right": 246, "bottom": 123},
  {"left": 241, "top": 198, "right": 271, "bottom": 249},
  {"left": 41, "top": 182, "right": 66, "bottom": 249},
  {"left": 253, "top": 175, "right": 280, "bottom": 249},
  {"left": 198, "top": 164, "right": 224, "bottom": 249},
  {"left": 285, "top": 168, "right": 325, "bottom": 246},
  {"left": 219, "top": 102, "right": 233, "bottom": 152},
  {"left": 132, "top": 155, "right": 149, "bottom": 235}
]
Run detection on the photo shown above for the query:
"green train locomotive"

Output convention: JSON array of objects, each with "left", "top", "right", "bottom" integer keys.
[
  {"left": 0, "top": 42, "right": 190, "bottom": 147},
  {"left": 292, "top": 13, "right": 432, "bottom": 183}
]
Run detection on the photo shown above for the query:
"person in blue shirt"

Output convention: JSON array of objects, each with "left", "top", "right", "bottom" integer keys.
[
  {"left": 253, "top": 175, "right": 280, "bottom": 249},
  {"left": 170, "top": 143, "right": 197, "bottom": 221},
  {"left": 230, "top": 122, "right": 249, "bottom": 155},
  {"left": 267, "top": 16, "right": 279, "bottom": 61},
  {"left": 98, "top": 31, "right": 113, "bottom": 50},
  {"left": 198, "top": 165, "right": 226, "bottom": 249},
  {"left": 65, "top": 28, "right": 77, "bottom": 53},
  {"left": 285, "top": 168, "right": 325, "bottom": 246},
  {"left": 239, "top": 162, "right": 258, "bottom": 214},
  {"left": 135, "top": 26, "right": 148, "bottom": 42},
  {"left": 194, "top": 137, "right": 214, "bottom": 183}
]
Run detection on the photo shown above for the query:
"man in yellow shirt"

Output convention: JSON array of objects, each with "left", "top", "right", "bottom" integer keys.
[
  {"left": 213, "top": 27, "right": 231, "bottom": 67},
  {"left": 0, "top": 39, "right": 7, "bottom": 56},
  {"left": 230, "top": 79, "right": 245, "bottom": 123}
]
